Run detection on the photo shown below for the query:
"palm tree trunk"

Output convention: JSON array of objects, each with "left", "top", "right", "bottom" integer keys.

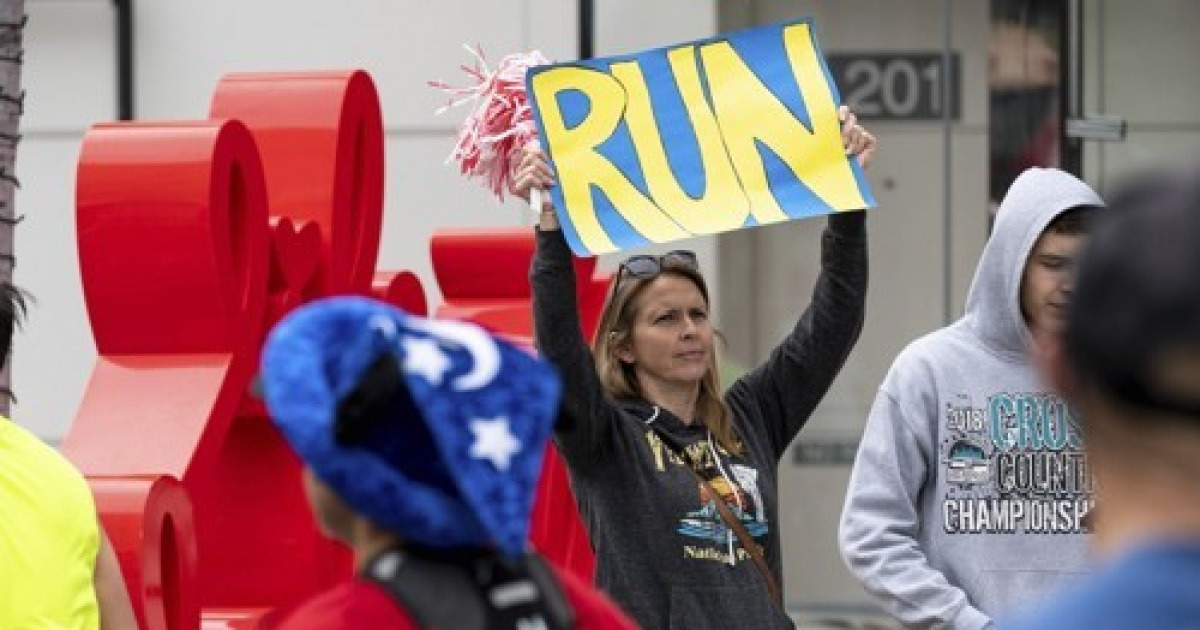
[{"left": 0, "top": 0, "right": 23, "bottom": 416}]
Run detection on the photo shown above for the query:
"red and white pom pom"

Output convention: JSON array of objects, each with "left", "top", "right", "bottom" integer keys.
[{"left": 430, "top": 46, "right": 551, "bottom": 202}]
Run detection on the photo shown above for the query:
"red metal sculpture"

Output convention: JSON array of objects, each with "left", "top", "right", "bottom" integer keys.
[{"left": 64, "top": 70, "right": 604, "bottom": 630}]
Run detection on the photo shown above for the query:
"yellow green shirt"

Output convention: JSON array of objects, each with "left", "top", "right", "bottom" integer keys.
[{"left": 0, "top": 418, "right": 101, "bottom": 630}]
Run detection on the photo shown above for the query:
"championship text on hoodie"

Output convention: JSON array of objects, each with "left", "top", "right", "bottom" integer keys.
[{"left": 941, "top": 392, "right": 1093, "bottom": 535}]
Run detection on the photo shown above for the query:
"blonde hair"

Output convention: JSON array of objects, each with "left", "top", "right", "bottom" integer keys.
[{"left": 592, "top": 266, "right": 742, "bottom": 454}]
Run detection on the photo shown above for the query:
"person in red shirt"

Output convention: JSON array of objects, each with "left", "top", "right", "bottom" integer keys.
[
  {"left": 259, "top": 559, "right": 639, "bottom": 629},
  {"left": 256, "top": 296, "right": 638, "bottom": 630}
]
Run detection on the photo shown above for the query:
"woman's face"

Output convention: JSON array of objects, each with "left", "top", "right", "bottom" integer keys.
[{"left": 617, "top": 274, "right": 714, "bottom": 393}]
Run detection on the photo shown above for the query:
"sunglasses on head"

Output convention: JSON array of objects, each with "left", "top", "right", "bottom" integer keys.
[{"left": 612, "top": 250, "right": 699, "bottom": 295}]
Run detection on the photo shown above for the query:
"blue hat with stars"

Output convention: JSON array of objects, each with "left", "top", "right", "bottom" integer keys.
[{"left": 260, "top": 295, "right": 561, "bottom": 558}]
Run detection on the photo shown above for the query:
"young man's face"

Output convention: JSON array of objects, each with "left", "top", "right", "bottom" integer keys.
[{"left": 1021, "top": 228, "right": 1086, "bottom": 338}]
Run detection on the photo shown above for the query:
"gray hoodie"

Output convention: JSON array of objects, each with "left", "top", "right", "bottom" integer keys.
[{"left": 839, "top": 168, "right": 1103, "bottom": 629}]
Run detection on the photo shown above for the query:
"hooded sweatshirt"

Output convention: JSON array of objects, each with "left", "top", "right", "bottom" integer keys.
[
  {"left": 839, "top": 168, "right": 1103, "bottom": 629},
  {"left": 531, "top": 212, "right": 867, "bottom": 630}
]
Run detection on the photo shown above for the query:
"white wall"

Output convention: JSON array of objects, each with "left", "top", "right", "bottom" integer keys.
[
  {"left": 15, "top": 0, "right": 116, "bottom": 440},
  {"left": 14, "top": 0, "right": 716, "bottom": 441},
  {"left": 1081, "top": 0, "right": 1200, "bottom": 189}
]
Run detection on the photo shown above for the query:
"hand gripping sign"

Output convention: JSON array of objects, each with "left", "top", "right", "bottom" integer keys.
[
  {"left": 64, "top": 71, "right": 597, "bottom": 629},
  {"left": 528, "top": 18, "right": 876, "bottom": 256}
]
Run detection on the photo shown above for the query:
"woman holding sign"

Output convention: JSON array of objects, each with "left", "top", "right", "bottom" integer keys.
[{"left": 516, "top": 106, "right": 876, "bottom": 629}]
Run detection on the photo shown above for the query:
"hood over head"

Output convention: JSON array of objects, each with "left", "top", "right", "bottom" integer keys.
[{"left": 963, "top": 167, "right": 1103, "bottom": 357}]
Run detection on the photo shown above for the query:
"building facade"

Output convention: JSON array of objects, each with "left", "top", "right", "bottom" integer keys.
[{"left": 15, "top": 0, "right": 1199, "bottom": 623}]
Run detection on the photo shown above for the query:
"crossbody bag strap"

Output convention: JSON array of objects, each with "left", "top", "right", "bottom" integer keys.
[
  {"left": 682, "top": 463, "right": 784, "bottom": 608},
  {"left": 644, "top": 423, "right": 784, "bottom": 610}
]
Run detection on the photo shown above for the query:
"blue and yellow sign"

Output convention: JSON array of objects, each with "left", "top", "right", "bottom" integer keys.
[{"left": 527, "top": 18, "right": 876, "bottom": 256}]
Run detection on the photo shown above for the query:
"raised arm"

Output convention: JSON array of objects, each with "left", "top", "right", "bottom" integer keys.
[
  {"left": 729, "top": 210, "right": 868, "bottom": 456},
  {"left": 517, "top": 150, "right": 623, "bottom": 471},
  {"left": 727, "top": 107, "right": 874, "bottom": 456},
  {"left": 840, "top": 381, "right": 993, "bottom": 630}
]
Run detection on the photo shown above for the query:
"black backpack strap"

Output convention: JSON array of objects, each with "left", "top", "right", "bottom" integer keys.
[
  {"left": 363, "top": 547, "right": 575, "bottom": 630},
  {"left": 521, "top": 552, "right": 575, "bottom": 630},
  {"left": 363, "top": 548, "right": 488, "bottom": 629}
]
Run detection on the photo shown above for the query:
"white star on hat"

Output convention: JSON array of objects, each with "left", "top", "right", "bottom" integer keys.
[
  {"left": 401, "top": 336, "right": 451, "bottom": 386},
  {"left": 469, "top": 417, "right": 521, "bottom": 471}
]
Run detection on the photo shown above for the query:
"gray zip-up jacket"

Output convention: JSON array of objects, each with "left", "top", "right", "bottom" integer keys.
[
  {"left": 532, "top": 212, "right": 867, "bottom": 630},
  {"left": 839, "top": 168, "right": 1103, "bottom": 629}
]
